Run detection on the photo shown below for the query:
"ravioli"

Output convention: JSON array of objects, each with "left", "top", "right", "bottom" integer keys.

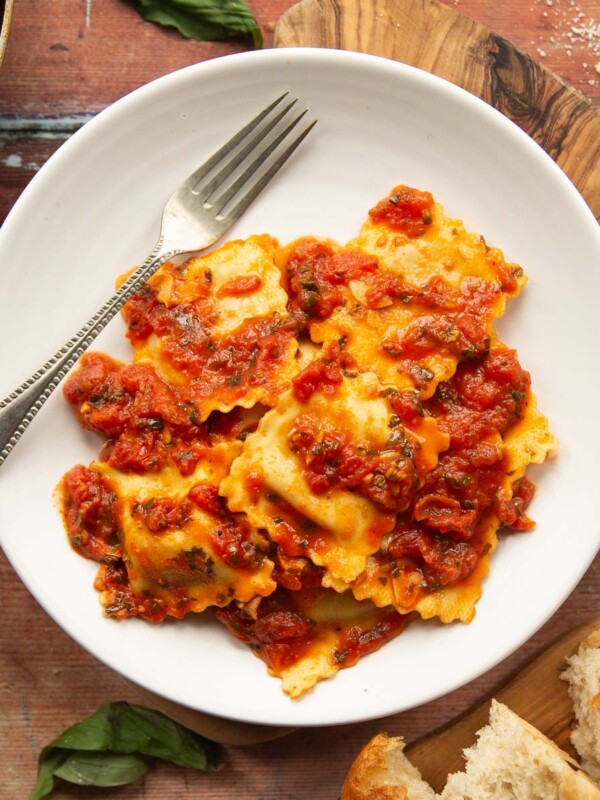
[
  {"left": 323, "top": 345, "right": 556, "bottom": 623},
  {"left": 220, "top": 362, "right": 448, "bottom": 585},
  {"left": 216, "top": 587, "right": 412, "bottom": 698},
  {"left": 122, "top": 234, "right": 300, "bottom": 418},
  {"left": 62, "top": 443, "right": 275, "bottom": 621},
  {"left": 328, "top": 509, "right": 501, "bottom": 624},
  {"left": 299, "top": 187, "right": 526, "bottom": 399},
  {"left": 59, "top": 188, "right": 555, "bottom": 698}
]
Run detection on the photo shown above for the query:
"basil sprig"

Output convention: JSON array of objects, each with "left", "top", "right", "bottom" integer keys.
[
  {"left": 126, "top": 0, "right": 263, "bottom": 48},
  {"left": 30, "top": 702, "right": 222, "bottom": 799}
]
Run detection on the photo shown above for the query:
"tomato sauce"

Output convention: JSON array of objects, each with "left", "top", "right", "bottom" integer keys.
[
  {"left": 123, "top": 270, "right": 296, "bottom": 408},
  {"left": 173, "top": 314, "right": 294, "bottom": 405},
  {"left": 216, "top": 588, "right": 409, "bottom": 673},
  {"left": 121, "top": 262, "right": 214, "bottom": 346},
  {"left": 380, "top": 277, "right": 499, "bottom": 366},
  {"left": 286, "top": 239, "right": 377, "bottom": 321},
  {"left": 426, "top": 345, "right": 530, "bottom": 448},
  {"left": 259, "top": 489, "right": 329, "bottom": 558},
  {"left": 62, "top": 465, "right": 122, "bottom": 563},
  {"left": 291, "top": 341, "right": 357, "bottom": 403},
  {"left": 64, "top": 353, "right": 200, "bottom": 437},
  {"left": 288, "top": 414, "right": 422, "bottom": 512},
  {"left": 95, "top": 562, "right": 168, "bottom": 622},
  {"left": 63, "top": 352, "right": 272, "bottom": 477},
  {"left": 374, "top": 345, "right": 534, "bottom": 591},
  {"left": 383, "top": 522, "right": 479, "bottom": 590},
  {"left": 271, "top": 547, "right": 325, "bottom": 592},
  {"left": 131, "top": 480, "right": 269, "bottom": 571},
  {"left": 332, "top": 610, "right": 412, "bottom": 667},
  {"left": 95, "top": 561, "right": 197, "bottom": 623},
  {"left": 216, "top": 590, "right": 316, "bottom": 671},
  {"left": 132, "top": 496, "right": 192, "bottom": 533},
  {"left": 216, "top": 274, "right": 263, "bottom": 298},
  {"left": 368, "top": 185, "right": 434, "bottom": 238}
]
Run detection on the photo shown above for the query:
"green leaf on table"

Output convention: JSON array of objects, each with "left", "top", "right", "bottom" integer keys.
[
  {"left": 126, "top": 0, "right": 263, "bottom": 48},
  {"left": 30, "top": 702, "right": 222, "bottom": 799},
  {"left": 53, "top": 751, "right": 150, "bottom": 786}
]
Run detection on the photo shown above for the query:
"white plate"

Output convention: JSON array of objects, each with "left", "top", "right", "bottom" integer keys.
[{"left": 1, "top": 48, "right": 599, "bottom": 728}]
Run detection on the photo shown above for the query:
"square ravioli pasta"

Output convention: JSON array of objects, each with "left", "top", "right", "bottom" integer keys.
[
  {"left": 121, "top": 234, "right": 301, "bottom": 418},
  {"left": 286, "top": 186, "right": 525, "bottom": 400},
  {"left": 322, "top": 342, "right": 556, "bottom": 623},
  {"left": 57, "top": 184, "right": 555, "bottom": 698},
  {"left": 220, "top": 348, "right": 449, "bottom": 586},
  {"left": 216, "top": 586, "right": 414, "bottom": 699},
  {"left": 61, "top": 443, "right": 276, "bottom": 622}
]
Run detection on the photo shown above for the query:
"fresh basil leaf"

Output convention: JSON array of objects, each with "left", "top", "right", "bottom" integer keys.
[
  {"left": 102, "top": 703, "right": 221, "bottom": 769},
  {"left": 126, "top": 0, "right": 263, "bottom": 48},
  {"left": 53, "top": 751, "right": 150, "bottom": 787},
  {"left": 29, "top": 750, "right": 68, "bottom": 800},
  {"left": 30, "top": 702, "right": 222, "bottom": 799}
]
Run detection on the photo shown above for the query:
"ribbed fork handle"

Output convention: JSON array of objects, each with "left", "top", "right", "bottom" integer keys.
[{"left": 0, "top": 241, "right": 179, "bottom": 467}]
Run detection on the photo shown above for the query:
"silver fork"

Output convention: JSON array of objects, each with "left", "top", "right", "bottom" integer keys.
[{"left": 0, "top": 93, "right": 316, "bottom": 468}]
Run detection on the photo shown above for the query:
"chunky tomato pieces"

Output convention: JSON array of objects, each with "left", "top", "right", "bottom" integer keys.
[
  {"left": 380, "top": 277, "right": 499, "bottom": 366},
  {"left": 286, "top": 239, "right": 377, "bottom": 321},
  {"left": 216, "top": 589, "right": 409, "bottom": 673},
  {"left": 384, "top": 522, "right": 478, "bottom": 590},
  {"left": 377, "top": 345, "right": 535, "bottom": 588},
  {"left": 428, "top": 345, "right": 530, "bottom": 448},
  {"left": 333, "top": 611, "right": 410, "bottom": 666},
  {"left": 62, "top": 465, "right": 122, "bottom": 563},
  {"left": 288, "top": 414, "right": 420, "bottom": 512},
  {"left": 63, "top": 352, "right": 207, "bottom": 472},
  {"left": 123, "top": 269, "right": 295, "bottom": 403},
  {"left": 292, "top": 341, "right": 357, "bottom": 403},
  {"left": 63, "top": 351, "right": 271, "bottom": 477},
  {"left": 368, "top": 185, "right": 435, "bottom": 238},
  {"left": 216, "top": 590, "right": 315, "bottom": 671},
  {"left": 96, "top": 562, "right": 169, "bottom": 622},
  {"left": 271, "top": 548, "right": 325, "bottom": 592}
]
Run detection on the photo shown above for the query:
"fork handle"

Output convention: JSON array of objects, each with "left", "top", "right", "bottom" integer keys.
[{"left": 0, "top": 241, "right": 180, "bottom": 468}]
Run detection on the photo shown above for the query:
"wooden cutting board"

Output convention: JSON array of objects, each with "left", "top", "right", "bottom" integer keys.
[
  {"left": 126, "top": 0, "right": 600, "bottom": 747},
  {"left": 274, "top": 0, "right": 600, "bottom": 221},
  {"left": 404, "top": 616, "right": 600, "bottom": 792}
]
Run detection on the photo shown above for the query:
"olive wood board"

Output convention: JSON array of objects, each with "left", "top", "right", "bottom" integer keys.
[
  {"left": 126, "top": 0, "right": 600, "bottom": 746},
  {"left": 274, "top": 0, "right": 600, "bottom": 221},
  {"left": 404, "top": 615, "right": 600, "bottom": 792}
]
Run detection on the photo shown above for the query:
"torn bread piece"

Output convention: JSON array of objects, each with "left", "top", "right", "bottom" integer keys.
[
  {"left": 342, "top": 703, "right": 600, "bottom": 800},
  {"left": 441, "top": 700, "right": 600, "bottom": 800},
  {"left": 341, "top": 733, "right": 437, "bottom": 800},
  {"left": 561, "top": 630, "right": 600, "bottom": 780}
]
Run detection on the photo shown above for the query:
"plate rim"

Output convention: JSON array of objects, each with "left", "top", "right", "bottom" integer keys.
[{"left": 1, "top": 46, "right": 600, "bottom": 727}]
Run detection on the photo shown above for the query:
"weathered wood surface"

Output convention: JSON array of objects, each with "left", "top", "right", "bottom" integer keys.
[
  {"left": 274, "top": 0, "right": 600, "bottom": 220},
  {"left": 1, "top": 0, "right": 600, "bottom": 797},
  {"left": 405, "top": 616, "right": 600, "bottom": 791}
]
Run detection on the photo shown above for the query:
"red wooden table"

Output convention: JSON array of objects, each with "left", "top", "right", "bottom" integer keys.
[{"left": 1, "top": 1, "right": 599, "bottom": 797}]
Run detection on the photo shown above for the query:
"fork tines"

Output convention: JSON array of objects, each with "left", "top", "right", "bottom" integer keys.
[{"left": 185, "top": 93, "right": 317, "bottom": 221}]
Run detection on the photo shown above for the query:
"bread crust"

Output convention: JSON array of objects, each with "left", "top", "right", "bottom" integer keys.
[
  {"left": 341, "top": 733, "right": 435, "bottom": 800},
  {"left": 342, "top": 704, "right": 600, "bottom": 800}
]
